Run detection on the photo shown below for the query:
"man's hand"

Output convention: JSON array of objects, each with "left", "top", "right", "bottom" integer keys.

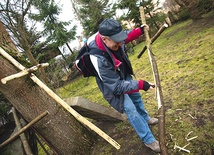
[
  {"left": 141, "top": 24, "right": 149, "bottom": 31},
  {"left": 139, "top": 80, "right": 155, "bottom": 91},
  {"left": 148, "top": 82, "right": 155, "bottom": 90}
]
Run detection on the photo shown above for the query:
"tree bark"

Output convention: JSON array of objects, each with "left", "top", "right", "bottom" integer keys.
[
  {"left": 0, "top": 21, "right": 19, "bottom": 54},
  {"left": 0, "top": 21, "right": 95, "bottom": 154},
  {"left": 18, "top": 25, "right": 48, "bottom": 84},
  {"left": 0, "top": 56, "right": 95, "bottom": 154}
]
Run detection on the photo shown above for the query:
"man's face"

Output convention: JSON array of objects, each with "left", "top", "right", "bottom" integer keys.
[{"left": 101, "top": 36, "right": 123, "bottom": 51}]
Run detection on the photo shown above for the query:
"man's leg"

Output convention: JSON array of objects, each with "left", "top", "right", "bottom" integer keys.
[
  {"left": 123, "top": 94, "right": 155, "bottom": 144},
  {"left": 125, "top": 75, "right": 158, "bottom": 125},
  {"left": 128, "top": 92, "right": 150, "bottom": 121},
  {"left": 124, "top": 94, "right": 161, "bottom": 152},
  {"left": 129, "top": 92, "right": 158, "bottom": 125}
]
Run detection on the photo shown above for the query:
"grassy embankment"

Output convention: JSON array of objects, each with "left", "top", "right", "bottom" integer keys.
[{"left": 57, "top": 13, "right": 214, "bottom": 155}]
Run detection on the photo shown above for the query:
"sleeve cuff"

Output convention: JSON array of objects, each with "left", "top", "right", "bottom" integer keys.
[
  {"left": 139, "top": 80, "right": 150, "bottom": 91},
  {"left": 140, "top": 26, "right": 145, "bottom": 34},
  {"left": 143, "top": 81, "right": 150, "bottom": 91},
  {"left": 138, "top": 80, "right": 144, "bottom": 90}
]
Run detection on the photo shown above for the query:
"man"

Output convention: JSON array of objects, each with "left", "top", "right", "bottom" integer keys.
[{"left": 87, "top": 18, "right": 160, "bottom": 153}]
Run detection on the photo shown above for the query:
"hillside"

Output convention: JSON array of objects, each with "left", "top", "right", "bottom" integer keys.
[{"left": 57, "top": 12, "right": 214, "bottom": 155}]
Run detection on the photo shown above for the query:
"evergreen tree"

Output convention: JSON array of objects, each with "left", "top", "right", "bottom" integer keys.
[
  {"left": 173, "top": 0, "right": 214, "bottom": 20},
  {"left": 31, "top": 0, "right": 77, "bottom": 56},
  {"left": 115, "top": 0, "right": 166, "bottom": 35},
  {"left": 0, "top": 0, "right": 48, "bottom": 83},
  {"left": 0, "top": 0, "right": 77, "bottom": 85},
  {"left": 71, "top": 0, "right": 115, "bottom": 37}
]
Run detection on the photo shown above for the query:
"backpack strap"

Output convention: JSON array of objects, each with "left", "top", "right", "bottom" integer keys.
[{"left": 89, "top": 48, "right": 112, "bottom": 64}]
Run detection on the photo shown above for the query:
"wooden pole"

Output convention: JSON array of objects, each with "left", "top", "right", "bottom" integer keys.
[
  {"left": 32, "top": 129, "right": 59, "bottom": 155},
  {"left": 0, "top": 47, "right": 121, "bottom": 150},
  {"left": 139, "top": 6, "right": 168, "bottom": 155},
  {"left": 12, "top": 107, "right": 33, "bottom": 155},
  {"left": 0, "top": 111, "right": 48, "bottom": 149},
  {"left": 34, "top": 135, "right": 52, "bottom": 155},
  {"left": 1, "top": 63, "right": 49, "bottom": 84},
  {"left": 137, "top": 24, "right": 168, "bottom": 58}
]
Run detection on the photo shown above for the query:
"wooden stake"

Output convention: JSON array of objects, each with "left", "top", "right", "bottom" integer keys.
[
  {"left": 139, "top": 6, "right": 168, "bottom": 155},
  {"left": 12, "top": 107, "right": 33, "bottom": 155},
  {"left": 0, "top": 47, "right": 121, "bottom": 150},
  {"left": 1, "top": 63, "right": 49, "bottom": 84},
  {"left": 137, "top": 23, "right": 168, "bottom": 58},
  {"left": 34, "top": 135, "right": 52, "bottom": 155},
  {"left": 33, "top": 129, "right": 58, "bottom": 155},
  {"left": 0, "top": 111, "right": 48, "bottom": 149}
]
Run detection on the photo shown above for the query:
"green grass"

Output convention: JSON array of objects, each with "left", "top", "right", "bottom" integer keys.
[{"left": 57, "top": 14, "right": 214, "bottom": 155}]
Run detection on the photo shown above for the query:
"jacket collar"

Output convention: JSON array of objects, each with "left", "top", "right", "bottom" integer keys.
[
  {"left": 95, "top": 33, "right": 122, "bottom": 69},
  {"left": 95, "top": 32, "right": 106, "bottom": 51}
]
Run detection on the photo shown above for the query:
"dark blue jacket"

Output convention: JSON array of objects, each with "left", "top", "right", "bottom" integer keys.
[{"left": 87, "top": 28, "right": 145, "bottom": 113}]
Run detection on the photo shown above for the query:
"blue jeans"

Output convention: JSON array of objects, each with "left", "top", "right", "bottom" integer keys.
[{"left": 123, "top": 76, "right": 156, "bottom": 144}]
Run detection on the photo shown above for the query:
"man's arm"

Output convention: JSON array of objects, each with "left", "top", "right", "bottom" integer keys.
[{"left": 125, "top": 24, "right": 149, "bottom": 44}]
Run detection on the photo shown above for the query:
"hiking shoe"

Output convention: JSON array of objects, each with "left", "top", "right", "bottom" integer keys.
[
  {"left": 147, "top": 118, "right": 158, "bottom": 125},
  {"left": 145, "top": 140, "right": 161, "bottom": 153}
]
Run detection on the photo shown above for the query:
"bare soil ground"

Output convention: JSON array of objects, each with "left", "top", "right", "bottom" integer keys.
[{"left": 90, "top": 121, "right": 157, "bottom": 155}]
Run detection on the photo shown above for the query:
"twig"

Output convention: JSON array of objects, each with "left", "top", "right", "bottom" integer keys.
[
  {"left": 169, "top": 133, "right": 174, "bottom": 141},
  {"left": 186, "top": 131, "right": 193, "bottom": 138},
  {"left": 187, "top": 136, "right": 198, "bottom": 141},
  {"left": 185, "top": 131, "right": 198, "bottom": 141},
  {"left": 187, "top": 114, "right": 197, "bottom": 119},
  {"left": 175, "top": 115, "right": 182, "bottom": 121},
  {"left": 174, "top": 142, "right": 190, "bottom": 153},
  {"left": 182, "top": 143, "right": 190, "bottom": 149}
]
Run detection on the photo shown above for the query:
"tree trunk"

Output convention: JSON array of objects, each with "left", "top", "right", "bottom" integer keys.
[
  {"left": 66, "top": 42, "right": 73, "bottom": 54},
  {"left": 18, "top": 25, "right": 48, "bottom": 84},
  {"left": 0, "top": 21, "right": 19, "bottom": 54},
  {"left": 0, "top": 56, "right": 95, "bottom": 154},
  {"left": 175, "top": 0, "right": 202, "bottom": 20},
  {"left": 0, "top": 21, "right": 95, "bottom": 154},
  {"left": 148, "top": 11, "right": 160, "bottom": 30}
]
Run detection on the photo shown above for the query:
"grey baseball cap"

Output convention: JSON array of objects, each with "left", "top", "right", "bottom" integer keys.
[{"left": 98, "top": 18, "right": 127, "bottom": 42}]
